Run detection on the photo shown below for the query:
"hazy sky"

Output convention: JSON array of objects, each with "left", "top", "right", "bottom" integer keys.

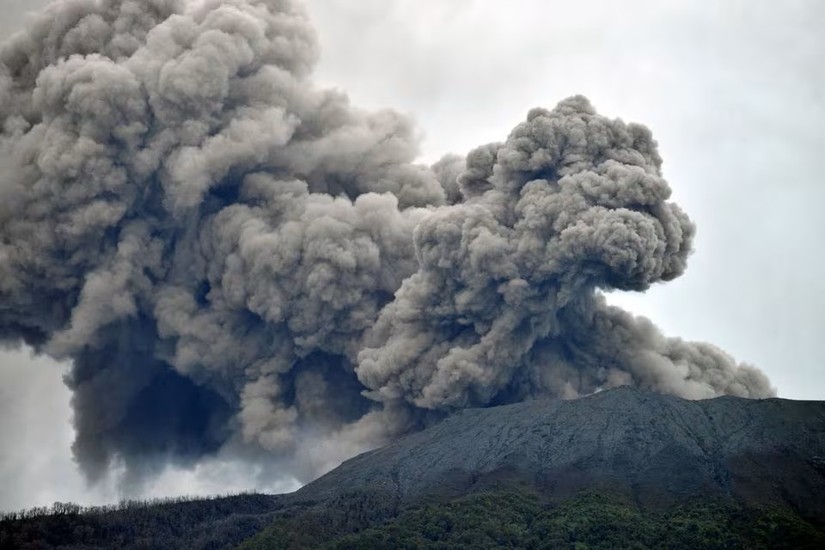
[{"left": 1, "top": 0, "right": 823, "bottom": 511}]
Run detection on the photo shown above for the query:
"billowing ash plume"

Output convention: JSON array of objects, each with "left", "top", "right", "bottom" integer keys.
[{"left": 0, "top": 0, "right": 772, "bottom": 486}]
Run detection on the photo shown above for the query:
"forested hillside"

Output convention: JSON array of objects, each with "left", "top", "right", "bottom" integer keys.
[
  {"left": 243, "top": 489, "right": 825, "bottom": 549},
  {"left": 1, "top": 494, "right": 283, "bottom": 549}
]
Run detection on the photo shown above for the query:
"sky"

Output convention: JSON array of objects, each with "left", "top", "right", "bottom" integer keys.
[{"left": 1, "top": 0, "right": 823, "bottom": 511}]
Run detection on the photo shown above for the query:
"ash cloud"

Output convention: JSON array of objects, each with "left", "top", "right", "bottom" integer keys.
[{"left": 0, "top": 0, "right": 773, "bottom": 487}]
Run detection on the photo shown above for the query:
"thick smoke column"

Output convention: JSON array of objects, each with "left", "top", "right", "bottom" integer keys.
[
  {"left": 0, "top": 0, "right": 772, "bottom": 485},
  {"left": 358, "top": 98, "right": 770, "bottom": 407}
]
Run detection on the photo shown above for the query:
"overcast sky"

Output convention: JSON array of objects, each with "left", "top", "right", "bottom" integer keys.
[{"left": 1, "top": 0, "right": 823, "bottom": 511}]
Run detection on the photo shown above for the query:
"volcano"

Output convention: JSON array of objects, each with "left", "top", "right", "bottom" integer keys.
[{"left": 4, "top": 387, "right": 825, "bottom": 549}]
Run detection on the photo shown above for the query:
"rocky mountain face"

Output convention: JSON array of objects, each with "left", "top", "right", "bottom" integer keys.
[
  {"left": 298, "top": 386, "right": 825, "bottom": 518},
  {"left": 5, "top": 387, "right": 825, "bottom": 549}
]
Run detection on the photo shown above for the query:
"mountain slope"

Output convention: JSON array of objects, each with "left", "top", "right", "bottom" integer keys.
[
  {"left": 297, "top": 386, "right": 825, "bottom": 517},
  {"left": 4, "top": 387, "right": 825, "bottom": 549},
  {"left": 280, "top": 490, "right": 825, "bottom": 550}
]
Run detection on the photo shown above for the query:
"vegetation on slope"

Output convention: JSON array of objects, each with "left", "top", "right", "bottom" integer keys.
[
  {"left": 241, "top": 489, "right": 825, "bottom": 550},
  {"left": 3, "top": 487, "right": 824, "bottom": 549},
  {"left": 0, "top": 493, "right": 283, "bottom": 550}
]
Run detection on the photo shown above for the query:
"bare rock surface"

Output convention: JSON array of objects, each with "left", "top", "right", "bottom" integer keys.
[{"left": 297, "top": 387, "right": 825, "bottom": 519}]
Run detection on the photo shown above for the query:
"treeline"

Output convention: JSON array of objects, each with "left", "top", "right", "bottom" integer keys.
[
  {"left": 242, "top": 489, "right": 825, "bottom": 550},
  {"left": 6, "top": 487, "right": 825, "bottom": 549},
  {"left": 0, "top": 492, "right": 285, "bottom": 549},
  {"left": 1, "top": 492, "right": 258, "bottom": 522}
]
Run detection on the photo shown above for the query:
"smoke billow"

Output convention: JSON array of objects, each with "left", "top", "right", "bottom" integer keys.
[{"left": 0, "top": 0, "right": 773, "bottom": 487}]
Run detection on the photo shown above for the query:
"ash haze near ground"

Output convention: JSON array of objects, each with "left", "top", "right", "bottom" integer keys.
[{"left": 0, "top": 0, "right": 822, "bottom": 512}]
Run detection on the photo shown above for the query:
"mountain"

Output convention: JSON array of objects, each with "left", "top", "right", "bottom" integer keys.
[
  {"left": 298, "top": 386, "right": 825, "bottom": 512},
  {"left": 4, "top": 387, "right": 825, "bottom": 549}
]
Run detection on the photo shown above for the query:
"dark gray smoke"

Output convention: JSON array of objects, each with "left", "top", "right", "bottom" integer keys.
[{"left": 0, "top": 0, "right": 773, "bottom": 486}]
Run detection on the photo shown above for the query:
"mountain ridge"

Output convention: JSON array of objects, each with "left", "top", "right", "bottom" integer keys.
[
  {"left": 296, "top": 386, "right": 825, "bottom": 518},
  {"left": 4, "top": 387, "right": 825, "bottom": 549}
]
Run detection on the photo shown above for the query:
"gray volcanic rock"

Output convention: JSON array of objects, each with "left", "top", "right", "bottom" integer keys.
[{"left": 297, "top": 387, "right": 825, "bottom": 520}]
